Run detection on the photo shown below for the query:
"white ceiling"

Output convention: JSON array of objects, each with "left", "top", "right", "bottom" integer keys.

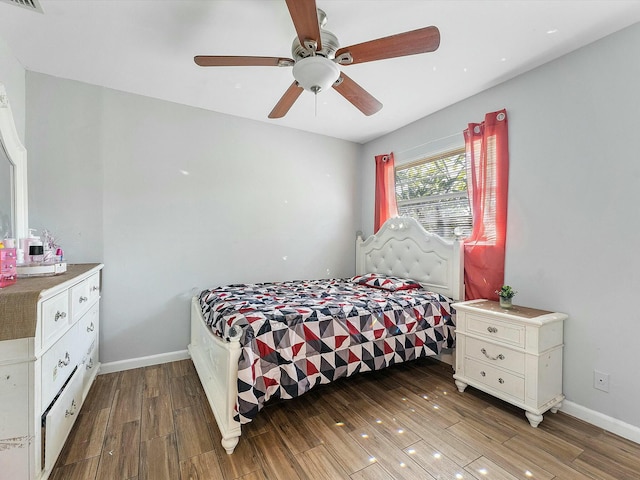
[{"left": 1, "top": 1, "right": 640, "bottom": 144}]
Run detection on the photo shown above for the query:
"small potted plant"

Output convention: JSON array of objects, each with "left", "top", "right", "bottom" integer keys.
[{"left": 496, "top": 285, "right": 517, "bottom": 309}]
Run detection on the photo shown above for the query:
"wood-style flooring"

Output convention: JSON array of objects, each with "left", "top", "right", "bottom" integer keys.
[{"left": 51, "top": 357, "right": 640, "bottom": 480}]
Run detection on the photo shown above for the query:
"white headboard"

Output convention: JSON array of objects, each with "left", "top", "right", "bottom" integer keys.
[{"left": 356, "top": 217, "right": 464, "bottom": 301}]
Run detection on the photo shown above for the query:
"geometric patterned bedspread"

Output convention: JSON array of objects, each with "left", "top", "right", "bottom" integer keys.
[{"left": 198, "top": 278, "right": 456, "bottom": 424}]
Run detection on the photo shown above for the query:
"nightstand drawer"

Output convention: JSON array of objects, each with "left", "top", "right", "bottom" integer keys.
[
  {"left": 465, "top": 358, "right": 525, "bottom": 401},
  {"left": 465, "top": 336, "right": 525, "bottom": 375},
  {"left": 466, "top": 313, "right": 525, "bottom": 347}
]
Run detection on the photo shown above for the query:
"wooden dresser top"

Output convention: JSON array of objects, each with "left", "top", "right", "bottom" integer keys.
[{"left": 0, "top": 263, "right": 101, "bottom": 341}]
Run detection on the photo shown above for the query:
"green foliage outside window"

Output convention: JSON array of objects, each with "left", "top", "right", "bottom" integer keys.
[
  {"left": 395, "top": 148, "right": 471, "bottom": 240},
  {"left": 396, "top": 151, "right": 466, "bottom": 199}
]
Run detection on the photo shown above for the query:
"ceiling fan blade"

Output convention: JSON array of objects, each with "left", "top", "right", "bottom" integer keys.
[
  {"left": 194, "top": 56, "right": 294, "bottom": 67},
  {"left": 268, "top": 81, "right": 304, "bottom": 118},
  {"left": 285, "top": 0, "right": 322, "bottom": 51},
  {"left": 335, "top": 26, "right": 440, "bottom": 65},
  {"left": 332, "top": 73, "right": 382, "bottom": 116}
]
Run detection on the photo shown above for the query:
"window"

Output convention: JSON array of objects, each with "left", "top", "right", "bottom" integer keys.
[{"left": 395, "top": 147, "right": 471, "bottom": 240}]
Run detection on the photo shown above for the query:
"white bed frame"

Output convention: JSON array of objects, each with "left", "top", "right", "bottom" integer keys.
[{"left": 188, "top": 216, "right": 464, "bottom": 454}]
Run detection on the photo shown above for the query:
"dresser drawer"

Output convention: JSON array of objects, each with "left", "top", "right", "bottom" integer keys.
[
  {"left": 42, "top": 290, "right": 71, "bottom": 347},
  {"left": 87, "top": 272, "right": 101, "bottom": 302},
  {"left": 41, "top": 323, "right": 78, "bottom": 411},
  {"left": 0, "top": 248, "right": 16, "bottom": 261},
  {"left": 0, "top": 273, "right": 17, "bottom": 288},
  {"left": 464, "top": 358, "right": 525, "bottom": 401},
  {"left": 70, "top": 280, "right": 91, "bottom": 321},
  {"left": 466, "top": 313, "right": 525, "bottom": 347},
  {"left": 70, "top": 273, "right": 100, "bottom": 321},
  {"left": 78, "top": 301, "right": 99, "bottom": 354},
  {"left": 43, "top": 366, "right": 83, "bottom": 472},
  {"left": 465, "top": 336, "right": 525, "bottom": 375},
  {"left": 1, "top": 263, "right": 17, "bottom": 274},
  {"left": 82, "top": 341, "right": 99, "bottom": 400},
  {"left": 0, "top": 248, "right": 17, "bottom": 287},
  {"left": 0, "top": 248, "right": 16, "bottom": 273}
]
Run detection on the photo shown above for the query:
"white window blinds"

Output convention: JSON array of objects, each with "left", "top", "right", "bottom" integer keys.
[{"left": 395, "top": 148, "right": 471, "bottom": 240}]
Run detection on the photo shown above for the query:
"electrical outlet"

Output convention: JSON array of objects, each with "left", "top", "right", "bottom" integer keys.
[{"left": 594, "top": 370, "right": 610, "bottom": 392}]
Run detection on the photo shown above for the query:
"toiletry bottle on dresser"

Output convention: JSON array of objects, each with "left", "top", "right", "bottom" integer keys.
[
  {"left": 20, "top": 228, "right": 40, "bottom": 264},
  {"left": 29, "top": 240, "right": 44, "bottom": 263},
  {"left": 19, "top": 237, "right": 30, "bottom": 264}
]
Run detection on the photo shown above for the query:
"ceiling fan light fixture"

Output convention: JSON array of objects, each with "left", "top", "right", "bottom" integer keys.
[
  {"left": 194, "top": 3, "right": 440, "bottom": 119},
  {"left": 292, "top": 56, "right": 340, "bottom": 93}
]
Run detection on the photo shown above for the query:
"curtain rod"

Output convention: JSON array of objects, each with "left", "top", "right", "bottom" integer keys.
[{"left": 394, "top": 131, "right": 462, "bottom": 156}]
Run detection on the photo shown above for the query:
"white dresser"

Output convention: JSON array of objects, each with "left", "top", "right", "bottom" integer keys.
[
  {"left": 452, "top": 299, "right": 567, "bottom": 427},
  {"left": 0, "top": 263, "right": 103, "bottom": 480}
]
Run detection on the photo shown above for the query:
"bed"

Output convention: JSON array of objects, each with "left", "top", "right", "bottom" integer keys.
[{"left": 188, "top": 216, "right": 464, "bottom": 454}]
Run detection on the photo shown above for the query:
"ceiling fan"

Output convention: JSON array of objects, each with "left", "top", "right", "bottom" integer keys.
[{"left": 194, "top": 0, "right": 440, "bottom": 119}]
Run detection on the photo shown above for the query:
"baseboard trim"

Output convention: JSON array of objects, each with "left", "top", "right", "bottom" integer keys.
[
  {"left": 561, "top": 400, "right": 640, "bottom": 444},
  {"left": 100, "top": 349, "right": 191, "bottom": 374}
]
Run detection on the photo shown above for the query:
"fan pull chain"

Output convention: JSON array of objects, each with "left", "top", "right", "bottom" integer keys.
[{"left": 310, "top": 85, "right": 321, "bottom": 117}]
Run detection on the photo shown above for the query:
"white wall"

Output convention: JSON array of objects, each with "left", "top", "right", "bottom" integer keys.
[
  {"left": 360, "top": 23, "right": 640, "bottom": 432},
  {"left": 25, "top": 73, "right": 361, "bottom": 363}
]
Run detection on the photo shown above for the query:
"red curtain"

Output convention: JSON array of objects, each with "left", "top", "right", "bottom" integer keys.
[
  {"left": 374, "top": 153, "right": 399, "bottom": 233},
  {"left": 463, "top": 109, "right": 509, "bottom": 300}
]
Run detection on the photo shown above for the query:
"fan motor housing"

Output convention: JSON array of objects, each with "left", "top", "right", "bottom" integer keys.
[
  {"left": 290, "top": 9, "right": 339, "bottom": 61},
  {"left": 291, "top": 28, "right": 340, "bottom": 60}
]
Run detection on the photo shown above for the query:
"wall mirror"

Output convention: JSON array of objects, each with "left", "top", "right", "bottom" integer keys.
[{"left": 0, "top": 82, "right": 28, "bottom": 241}]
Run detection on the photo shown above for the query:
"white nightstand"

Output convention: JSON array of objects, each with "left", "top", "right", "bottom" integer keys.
[{"left": 452, "top": 299, "right": 567, "bottom": 427}]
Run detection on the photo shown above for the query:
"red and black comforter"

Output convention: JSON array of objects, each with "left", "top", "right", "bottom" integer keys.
[{"left": 198, "top": 277, "right": 455, "bottom": 424}]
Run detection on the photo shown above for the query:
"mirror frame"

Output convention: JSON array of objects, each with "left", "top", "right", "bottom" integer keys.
[{"left": 0, "top": 82, "right": 28, "bottom": 241}]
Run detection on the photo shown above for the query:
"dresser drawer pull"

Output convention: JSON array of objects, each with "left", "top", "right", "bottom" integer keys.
[
  {"left": 87, "top": 322, "right": 95, "bottom": 333},
  {"left": 480, "top": 371, "right": 486, "bottom": 377},
  {"left": 498, "top": 378, "right": 505, "bottom": 384},
  {"left": 65, "top": 399, "right": 77, "bottom": 418},
  {"left": 86, "top": 358, "right": 94, "bottom": 370},
  {"left": 91, "top": 285, "right": 99, "bottom": 292},
  {"left": 58, "top": 352, "right": 71, "bottom": 368},
  {"left": 79, "top": 296, "right": 88, "bottom": 303},
  {"left": 54, "top": 311, "right": 67, "bottom": 322},
  {"left": 487, "top": 326, "right": 498, "bottom": 333},
  {"left": 481, "top": 348, "right": 505, "bottom": 361}
]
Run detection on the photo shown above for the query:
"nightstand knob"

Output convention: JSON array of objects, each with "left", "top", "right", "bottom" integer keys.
[
  {"left": 498, "top": 378, "right": 505, "bottom": 384},
  {"left": 481, "top": 348, "right": 505, "bottom": 361},
  {"left": 480, "top": 371, "right": 486, "bottom": 377},
  {"left": 487, "top": 326, "right": 498, "bottom": 333}
]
